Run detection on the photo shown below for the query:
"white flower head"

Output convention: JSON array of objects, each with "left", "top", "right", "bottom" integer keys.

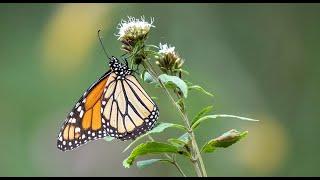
[
  {"left": 158, "top": 43, "right": 176, "bottom": 55},
  {"left": 116, "top": 16, "right": 155, "bottom": 41}
]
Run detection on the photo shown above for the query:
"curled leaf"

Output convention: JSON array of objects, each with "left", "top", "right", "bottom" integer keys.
[
  {"left": 201, "top": 129, "right": 248, "bottom": 153},
  {"left": 158, "top": 74, "right": 188, "bottom": 98}
]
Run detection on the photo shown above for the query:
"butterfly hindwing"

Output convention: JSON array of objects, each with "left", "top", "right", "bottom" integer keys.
[
  {"left": 101, "top": 73, "right": 159, "bottom": 141},
  {"left": 57, "top": 71, "right": 111, "bottom": 151}
]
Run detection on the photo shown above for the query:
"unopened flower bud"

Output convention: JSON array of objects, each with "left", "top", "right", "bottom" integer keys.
[{"left": 155, "top": 43, "right": 184, "bottom": 73}]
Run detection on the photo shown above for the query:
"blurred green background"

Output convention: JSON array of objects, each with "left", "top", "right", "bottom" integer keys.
[{"left": 1, "top": 3, "right": 319, "bottom": 176}]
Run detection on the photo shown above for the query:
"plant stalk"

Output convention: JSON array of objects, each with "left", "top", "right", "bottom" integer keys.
[{"left": 143, "top": 60, "right": 207, "bottom": 177}]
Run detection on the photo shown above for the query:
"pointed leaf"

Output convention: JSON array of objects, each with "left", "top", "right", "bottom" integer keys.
[
  {"left": 123, "top": 142, "right": 189, "bottom": 168},
  {"left": 191, "top": 106, "right": 213, "bottom": 128},
  {"left": 136, "top": 159, "right": 171, "bottom": 169},
  {"left": 167, "top": 138, "right": 187, "bottom": 148},
  {"left": 191, "top": 114, "right": 259, "bottom": 130},
  {"left": 123, "top": 122, "right": 187, "bottom": 152},
  {"left": 189, "top": 85, "right": 214, "bottom": 97}
]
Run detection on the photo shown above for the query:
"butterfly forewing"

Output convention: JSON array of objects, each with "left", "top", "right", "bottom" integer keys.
[{"left": 57, "top": 71, "right": 111, "bottom": 151}]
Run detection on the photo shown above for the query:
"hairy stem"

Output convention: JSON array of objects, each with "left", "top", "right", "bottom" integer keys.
[{"left": 143, "top": 60, "right": 207, "bottom": 177}]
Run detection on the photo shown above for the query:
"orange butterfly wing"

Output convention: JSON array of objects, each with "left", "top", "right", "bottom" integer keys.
[{"left": 57, "top": 71, "right": 111, "bottom": 151}]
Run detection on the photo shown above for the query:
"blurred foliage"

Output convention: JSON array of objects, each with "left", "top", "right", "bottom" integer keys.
[{"left": 0, "top": 3, "right": 320, "bottom": 176}]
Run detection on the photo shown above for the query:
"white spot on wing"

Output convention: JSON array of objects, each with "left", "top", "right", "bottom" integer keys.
[
  {"left": 77, "top": 106, "right": 82, "bottom": 112},
  {"left": 75, "top": 127, "right": 81, "bottom": 133},
  {"left": 79, "top": 110, "right": 84, "bottom": 118},
  {"left": 69, "top": 118, "right": 76, "bottom": 123}
]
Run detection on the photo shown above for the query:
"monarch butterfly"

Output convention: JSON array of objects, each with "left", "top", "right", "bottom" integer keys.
[{"left": 56, "top": 33, "right": 159, "bottom": 152}]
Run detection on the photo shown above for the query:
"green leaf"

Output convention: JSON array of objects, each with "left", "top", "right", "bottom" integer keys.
[
  {"left": 122, "top": 122, "right": 187, "bottom": 152},
  {"left": 178, "top": 133, "right": 190, "bottom": 143},
  {"left": 191, "top": 106, "right": 213, "bottom": 129},
  {"left": 168, "top": 138, "right": 188, "bottom": 148},
  {"left": 201, "top": 129, "right": 248, "bottom": 153},
  {"left": 188, "top": 85, "right": 214, "bottom": 97},
  {"left": 136, "top": 159, "right": 171, "bottom": 169},
  {"left": 123, "top": 142, "right": 189, "bottom": 168},
  {"left": 191, "top": 114, "right": 259, "bottom": 130},
  {"left": 168, "top": 133, "right": 191, "bottom": 149},
  {"left": 143, "top": 71, "right": 156, "bottom": 84},
  {"left": 103, "top": 136, "right": 115, "bottom": 142},
  {"left": 158, "top": 74, "right": 188, "bottom": 98}
]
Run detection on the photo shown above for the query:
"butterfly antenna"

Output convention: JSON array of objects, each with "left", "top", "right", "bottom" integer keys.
[{"left": 97, "top": 29, "right": 111, "bottom": 59}]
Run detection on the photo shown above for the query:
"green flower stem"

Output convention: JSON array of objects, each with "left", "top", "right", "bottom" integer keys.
[
  {"left": 148, "top": 135, "right": 186, "bottom": 177},
  {"left": 143, "top": 60, "right": 207, "bottom": 177},
  {"left": 174, "top": 91, "right": 207, "bottom": 177}
]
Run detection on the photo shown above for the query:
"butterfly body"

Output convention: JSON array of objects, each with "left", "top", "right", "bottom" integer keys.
[{"left": 57, "top": 56, "right": 159, "bottom": 151}]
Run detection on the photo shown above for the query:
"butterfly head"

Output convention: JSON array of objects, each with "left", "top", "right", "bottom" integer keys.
[{"left": 109, "top": 56, "right": 132, "bottom": 79}]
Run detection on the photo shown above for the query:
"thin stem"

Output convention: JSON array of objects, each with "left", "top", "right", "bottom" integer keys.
[
  {"left": 176, "top": 94, "right": 207, "bottom": 177},
  {"left": 191, "top": 158, "right": 203, "bottom": 177},
  {"left": 147, "top": 135, "right": 186, "bottom": 177},
  {"left": 171, "top": 154, "right": 187, "bottom": 177},
  {"left": 143, "top": 61, "right": 207, "bottom": 177}
]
